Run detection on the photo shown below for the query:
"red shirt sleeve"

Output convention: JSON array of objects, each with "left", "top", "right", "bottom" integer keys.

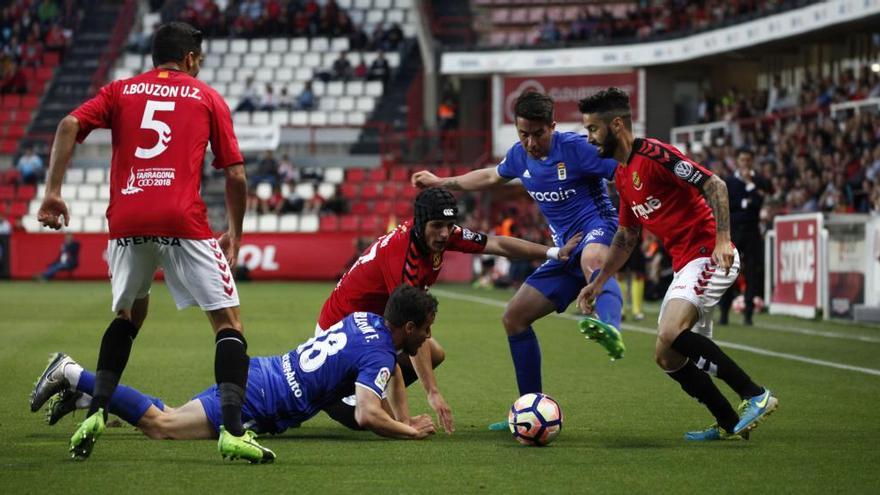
[
  {"left": 447, "top": 225, "right": 488, "bottom": 253},
  {"left": 207, "top": 88, "right": 244, "bottom": 169},
  {"left": 638, "top": 139, "right": 712, "bottom": 188},
  {"left": 70, "top": 82, "right": 117, "bottom": 143}
]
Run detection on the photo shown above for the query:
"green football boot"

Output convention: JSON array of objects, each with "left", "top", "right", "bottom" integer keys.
[
  {"left": 684, "top": 424, "right": 749, "bottom": 441},
  {"left": 488, "top": 419, "right": 509, "bottom": 432},
  {"left": 578, "top": 316, "right": 625, "bottom": 360},
  {"left": 218, "top": 427, "right": 276, "bottom": 464},
  {"left": 69, "top": 409, "right": 105, "bottom": 460}
]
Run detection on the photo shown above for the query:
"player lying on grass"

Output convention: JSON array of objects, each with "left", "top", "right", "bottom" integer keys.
[
  {"left": 30, "top": 286, "right": 440, "bottom": 462},
  {"left": 316, "top": 187, "right": 583, "bottom": 434}
]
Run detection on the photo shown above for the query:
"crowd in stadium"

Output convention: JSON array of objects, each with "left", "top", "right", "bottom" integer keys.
[
  {"left": 0, "top": 0, "right": 73, "bottom": 94},
  {"left": 481, "top": 0, "right": 814, "bottom": 47}
]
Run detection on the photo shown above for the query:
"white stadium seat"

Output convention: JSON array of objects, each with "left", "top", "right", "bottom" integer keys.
[
  {"left": 365, "top": 81, "right": 383, "bottom": 97},
  {"left": 70, "top": 201, "right": 90, "bottom": 217},
  {"left": 309, "top": 111, "right": 329, "bottom": 126},
  {"left": 318, "top": 182, "right": 337, "bottom": 199},
  {"left": 329, "top": 112, "right": 347, "bottom": 125},
  {"left": 233, "top": 112, "right": 251, "bottom": 126},
  {"left": 386, "top": 52, "right": 400, "bottom": 68},
  {"left": 209, "top": 39, "right": 229, "bottom": 54},
  {"left": 323, "top": 168, "right": 344, "bottom": 184},
  {"left": 65, "top": 217, "right": 83, "bottom": 232},
  {"left": 113, "top": 68, "right": 134, "bottom": 81},
  {"left": 299, "top": 214, "right": 319, "bottom": 232},
  {"left": 91, "top": 201, "right": 109, "bottom": 216},
  {"left": 270, "top": 38, "right": 289, "bottom": 52},
  {"left": 279, "top": 214, "right": 299, "bottom": 232},
  {"left": 255, "top": 67, "right": 274, "bottom": 82},
  {"left": 374, "top": 0, "right": 392, "bottom": 9},
  {"left": 243, "top": 54, "right": 263, "bottom": 69},
  {"left": 83, "top": 216, "right": 103, "bottom": 233},
  {"left": 294, "top": 183, "right": 315, "bottom": 200},
  {"left": 290, "top": 111, "right": 308, "bottom": 126},
  {"left": 355, "top": 0, "right": 372, "bottom": 9},
  {"left": 356, "top": 96, "right": 376, "bottom": 113},
  {"left": 85, "top": 168, "right": 105, "bottom": 184},
  {"left": 66, "top": 169, "right": 84, "bottom": 183},
  {"left": 319, "top": 97, "right": 336, "bottom": 111},
  {"left": 199, "top": 67, "right": 215, "bottom": 82},
  {"left": 276, "top": 67, "right": 293, "bottom": 81},
  {"left": 123, "top": 53, "right": 142, "bottom": 69},
  {"left": 338, "top": 96, "right": 356, "bottom": 112},
  {"left": 270, "top": 112, "right": 290, "bottom": 126},
  {"left": 22, "top": 216, "right": 43, "bottom": 232},
  {"left": 303, "top": 52, "right": 322, "bottom": 68},
  {"left": 331, "top": 37, "right": 350, "bottom": 52},
  {"left": 250, "top": 39, "right": 268, "bottom": 53},
  {"left": 257, "top": 214, "right": 279, "bottom": 232},
  {"left": 347, "top": 112, "right": 367, "bottom": 126},
  {"left": 346, "top": 80, "right": 365, "bottom": 96},
  {"left": 98, "top": 187, "right": 110, "bottom": 200},
  {"left": 310, "top": 37, "right": 329, "bottom": 52},
  {"left": 77, "top": 184, "right": 97, "bottom": 200},
  {"left": 216, "top": 68, "right": 235, "bottom": 83},
  {"left": 312, "top": 81, "right": 327, "bottom": 96},
  {"left": 282, "top": 53, "right": 301, "bottom": 67},
  {"left": 29, "top": 199, "right": 41, "bottom": 215},
  {"left": 242, "top": 215, "right": 258, "bottom": 233},
  {"left": 228, "top": 82, "right": 245, "bottom": 97},
  {"left": 295, "top": 67, "right": 313, "bottom": 81},
  {"left": 264, "top": 53, "right": 282, "bottom": 68},
  {"left": 223, "top": 54, "right": 242, "bottom": 68},
  {"left": 290, "top": 38, "right": 309, "bottom": 52},
  {"left": 251, "top": 111, "right": 271, "bottom": 125},
  {"left": 327, "top": 81, "right": 344, "bottom": 96},
  {"left": 338, "top": 0, "right": 353, "bottom": 9},
  {"left": 230, "top": 39, "right": 249, "bottom": 54},
  {"left": 386, "top": 9, "right": 404, "bottom": 24},
  {"left": 366, "top": 10, "right": 384, "bottom": 24}
]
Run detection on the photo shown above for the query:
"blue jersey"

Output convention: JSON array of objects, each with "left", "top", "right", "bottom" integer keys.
[
  {"left": 197, "top": 312, "right": 397, "bottom": 434},
  {"left": 497, "top": 131, "right": 618, "bottom": 246}
]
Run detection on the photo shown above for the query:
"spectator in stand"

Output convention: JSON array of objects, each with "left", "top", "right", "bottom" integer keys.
[
  {"left": 321, "top": 185, "right": 348, "bottom": 215},
  {"left": 37, "top": 233, "right": 80, "bottom": 280},
  {"left": 235, "top": 75, "right": 259, "bottom": 112},
  {"left": 260, "top": 82, "right": 278, "bottom": 111},
  {"left": 44, "top": 21, "right": 70, "bottom": 53},
  {"left": 277, "top": 154, "right": 298, "bottom": 184},
  {"left": 278, "top": 86, "right": 294, "bottom": 111},
  {"left": 252, "top": 150, "right": 279, "bottom": 187},
  {"left": 0, "top": 58, "right": 26, "bottom": 94},
  {"left": 17, "top": 146, "right": 44, "bottom": 185},
  {"left": 367, "top": 51, "right": 390, "bottom": 86},
  {"left": 384, "top": 22, "right": 403, "bottom": 51},
  {"left": 333, "top": 11, "right": 354, "bottom": 37},
  {"left": 36, "top": 0, "right": 60, "bottom": 25},
  {"left": 353, "top": 53, "right": 367, "bottom": 79},
  {"left": 331, "top": 51, "right": 353, "bottom": 81},
  {"left": 536, "top": 15, "right": 560, "bottom": 44},
  {"left": 297, "top": 80, "right": 315, "bottom": 110}
]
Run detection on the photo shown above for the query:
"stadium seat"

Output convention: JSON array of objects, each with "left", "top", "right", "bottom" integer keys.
[
  {"left": 367, "top": 168, "right": 386, "bottom": 182},
  {"left": 65, "top": 216, "right": 83, "bottom": 232},
  {"left": 9, "top": 201, "right": 27, "bottom": 219},
  {"left": 66, "top": 169, "right": 85, "bottom": 183},
  {"left": 390, "top": 167, "right": 409, "bottom": 182},
  {"left": 382, "top": 182, "right": 402, "bottom": 199},
  {"left": 324, "top": 167, "right": 344, "bottom": 184},
  {"left": 350, "top": 201, "right": 369, "bottom": 215},
  {"left": 374, "top": 200, "right": 392, "bottom": 216},
  {"left": 295, "top": 183, "right": 315, "bottom": 200},
  {"left": 15, "top": 184, "right": 35, "bottom": 201},
  {"left": 319, "top": 214, "right": 339, "bottom": 232},
  {"left": 340, "top": 215, "right": 360, "bottom": 232},
  {"left": 91, "top": 201, "right": 109, "bottom": 216},
  {"left": 269, "top": 38, "right": 289, "bottom": 52},
  {"left": 360, "top": 215, "right": 381, "bottom": 234},
  {"left": 22, "top": 215, "right": 42, "bottom": 232},
  {"left": 317, "top": 182, "right": 337, "bottom": 199},
  {"left": 347, "top": 169, "right": 367, "bottom": 182},
  {"left": 290, "top": 111, "right": 308, "bottom": 126},
  {"left": 279, "top": 214, "right": 299, "bottom": 232},
  {"left": 83, "top": 216, "right": 103, "bottom": 233},
  {"left": 0, "top": 185, "right": 14, "bottom": 201},
  {"left": 393, "top": 200, "right": 411, "bottom": 218},
  {"left": 77, "top": 184, "right": 98, "bottom": 200},
  {"left": 290, "top": 38, "right": 309, "bottom": 52},
  {"left": 0, "top": 139, "right": 16, "bottom": 154},
  {"left": 70, "top": 200, "right": 90, "bottom": 217},
  {"left": 340, "top": 182, "right": 359, "bottom": 198},
  {"left": 242, "top": 215, "right": 258, "bottom": 233},
  {"left": 361, "top": 183, "right": 381, "bottom": 200},
  {"left": 257, "top": 214, "right": 279, "bottom": 232}
]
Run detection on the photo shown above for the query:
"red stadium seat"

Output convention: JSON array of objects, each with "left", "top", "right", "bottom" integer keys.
[
  {"left": 401, "top": 186, "right": 418, "bottom": 200},
  {"left": 5, "top": 124, "right": 26, "bottom": 140},
  {"left": 390, "top": 167, "right": 409, "bottom": 182},
  {"left": 350, "top": 201, "right": 369, "bottom": 215},
  {"left": 360, "top": 215, "right": 380, "bottom": 235},
  {"left": 21, "top": 96, "right": 38, "bottom": 110},
  {"left": 434, "top": 166, "right": 452, "bottom": 177},
  {"left": 319, "top": 215, "right": 339, "bottom": 232},
  {"left": 16, "top": 184, "right": 36, "bottom": 201},
  {"left": 9, "top": 200, "right": 27, "bottom": 219},
  {"left": 340, "top": 183, "right": 359, "bottom": 198},
  {"left": 0, "top": 185, "right": 14, "bottom": 201},
  {"left": 347, "top": 168, "right": 366, "bottom": 182},
  {"left": 339, "top": 215, "right": 360, "bottom": 232},
  {"left": 36, "top": 67, "right": 54, "bottom": 82},
  {"left": 0, "top": 139, "right": 18, "bottom": 154},
  {"left": 374, "top": 200, "right": 391, "bottom": 216},
  {"left": 393, "top": 200, "right": 411, "bottom": 218},
  {"left": 360, "top": 183, "right": 380, "bottom": 200},
  {"left": 1, "top": 96, "right": 21, "bottom": 110},
  {"left": 43, "top": 52, "right": 60, "bottom": 66},
  {"left": 367, "top": 168, "right": 386, "bottom": 182},
  {"left": 454, "top": 165, "right": 472, "bottom": 176},
  {"left": 381, "top": 182, "right": 402, "bottom": 199}
]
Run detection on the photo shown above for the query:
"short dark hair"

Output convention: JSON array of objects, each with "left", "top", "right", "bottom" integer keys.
[
  {"left": 383, "top": 285, "right": 438, "bottom": 328},
  {"left": 514, "top": 91, "right": 554, "bottom": 125},
  {"left": 578, "top": 87, "right": 632, "bottom": 128},
  {"left": 152, "top": 22, "right": 203, "bottom": 67},
  {"left": 736, "top": 147, "right": 755, "bottom": 158}
]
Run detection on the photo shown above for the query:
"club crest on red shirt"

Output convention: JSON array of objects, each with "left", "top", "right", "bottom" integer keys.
[{"left": 632, "top": 171, "right": 643, "bottom": 191}]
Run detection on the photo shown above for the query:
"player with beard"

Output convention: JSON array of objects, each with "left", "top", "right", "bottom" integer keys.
[
  {"left": 412, "top": 92, "right": 626, "bottom": 431},
  {"left": 316, "top": 187, "right": 583, "bottom": 433},
  {"left": 31, "top": 285, "right": 440, "bottom": 452},
  {"left": 577, "top": 87, "right": 778, "bottom": 440}
]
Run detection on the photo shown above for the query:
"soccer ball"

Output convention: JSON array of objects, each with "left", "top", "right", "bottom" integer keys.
[{"left": 508, "top": 393, "right": 563, "bottom": 446}]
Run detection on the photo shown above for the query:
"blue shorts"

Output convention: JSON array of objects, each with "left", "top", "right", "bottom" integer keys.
[
  {"left": 194, "top": 356, "right": 297, "bottom": 435},
  {"left": 527, "top": 222, "right": 615, "bottom": 313}
]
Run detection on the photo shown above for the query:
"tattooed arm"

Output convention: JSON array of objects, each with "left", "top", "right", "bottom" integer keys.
[
  {"left": 700, "top": 175, "right": 735, "bottom": 274},
  {"left": 576, "top": 225, "right": 641, "bottom": 313},
  {"left": 411, "top": 166, "right": 510, "bottom": 191}
]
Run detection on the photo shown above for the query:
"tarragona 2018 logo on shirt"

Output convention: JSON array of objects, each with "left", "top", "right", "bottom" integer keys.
[{"left": 121, "top": 167, "right": 176, "bottom": 195}]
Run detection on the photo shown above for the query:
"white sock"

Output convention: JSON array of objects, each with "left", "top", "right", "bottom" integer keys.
[
  {"left": 63, "top": 361, "right": 84, "bottom": 389},
  {"left": 75, "top": 393, "right": 92, "bottom": 409}
]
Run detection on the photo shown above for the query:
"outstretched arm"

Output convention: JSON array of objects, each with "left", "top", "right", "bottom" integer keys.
[
  {"left": 409, "top": 342, "right": 454, "bottom": 434},
  {"left": 700, "top": 175, "right": 734, "bottom": 275},
  {"left": 354, "top": 386, "right": 436, "bottom": 439},
  {"left": 411, "top": 166, "right": 510, "bottom": 191},
  {"left": 484, "top": 232, "right": 583, "bottom": 262},
  {"left": 576, "top": 226, "right": 641, "bottom": 313}
]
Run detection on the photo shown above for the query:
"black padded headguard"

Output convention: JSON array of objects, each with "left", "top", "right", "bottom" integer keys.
[{"left": 412, "top": 188, "right": 458, "bottom": 251}]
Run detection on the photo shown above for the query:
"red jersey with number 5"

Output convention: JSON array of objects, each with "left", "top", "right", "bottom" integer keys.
[
  {"left": 616, "top": 138, "right": 719, "bottom": 271},
  {"left": 317, "top": 220, "right": 488, "bottom": 330},
  {"left": 70, "top": 68, "right": 243, "bottom": 239}
]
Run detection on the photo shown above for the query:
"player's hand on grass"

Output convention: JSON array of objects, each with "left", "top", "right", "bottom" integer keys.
[
  {"left": 37, "top": 194, "right": 69, "bottom": 230},
  {"left": 411, "top": 170, "right": 441, "bottom": 189},
  {"left": 558, "top": 232, "right": 584, "bottom": 261},
  {"left": 712, "top": 242, "right": 735, "bottom": 276},
  {"left": 577, "top": 281, "right": 600, "bottom": 314},
  {"left": 408, "top": 414, "right": 436, "bottom": 439},
  {"left": 427, "top": 390, "right": 454, "bottom": 434},
  {"left": 218, "top": 231, "right": 241, "bottom": 271}
]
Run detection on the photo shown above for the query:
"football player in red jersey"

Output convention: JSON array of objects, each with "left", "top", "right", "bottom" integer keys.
[
  {"left": 317, "top": 187, "right": 583, "bottom": 433},
  {"left": 35, "top": 22, "right": 273, "bottom": 462},
  {"left": 576, "top": 88, "right": 778, "bottom": 441}
]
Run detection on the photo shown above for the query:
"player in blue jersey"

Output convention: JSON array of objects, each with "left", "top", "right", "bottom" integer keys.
[
  {"left": 412, "top": 92, "right": 625, "bottom": 429},
  {"left": 30, "top": 286, "right": 440, "bottom": 461}
]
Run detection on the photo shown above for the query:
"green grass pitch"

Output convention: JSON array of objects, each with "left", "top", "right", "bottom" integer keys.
[{"left": 2, "top": 281, "right": 880, "bottom": 494}]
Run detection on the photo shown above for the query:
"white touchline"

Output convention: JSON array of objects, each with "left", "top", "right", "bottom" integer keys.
[{"left": 431, "top": 288, "right": 880, "bottom": 378}]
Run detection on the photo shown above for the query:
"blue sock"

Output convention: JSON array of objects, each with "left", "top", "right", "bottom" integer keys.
[
  {"left": 76, "top": 370, "right": 165, "bottom": 425},
  {"left": 508, "top": 327, "right": 542, "bottom": 395},
  {"left": 589, "top": 271, "right": 623, "bottom": 330}
]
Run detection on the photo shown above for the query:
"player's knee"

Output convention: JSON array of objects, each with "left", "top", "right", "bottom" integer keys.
[{"left": 502, "top": 308, "right": 529, "bottom": 334}]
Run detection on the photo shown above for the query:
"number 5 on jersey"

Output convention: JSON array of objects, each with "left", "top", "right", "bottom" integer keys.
[{"left": 135, "top": 100, "right": 175, "bottom": 159}]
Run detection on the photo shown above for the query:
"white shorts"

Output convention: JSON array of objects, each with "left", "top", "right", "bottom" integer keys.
[
  {"left": 107, "top": 236, "right": 239, "bottom": 312},
  {"left": 658, "top": 251, "right": 740, "bottom": 339}
]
